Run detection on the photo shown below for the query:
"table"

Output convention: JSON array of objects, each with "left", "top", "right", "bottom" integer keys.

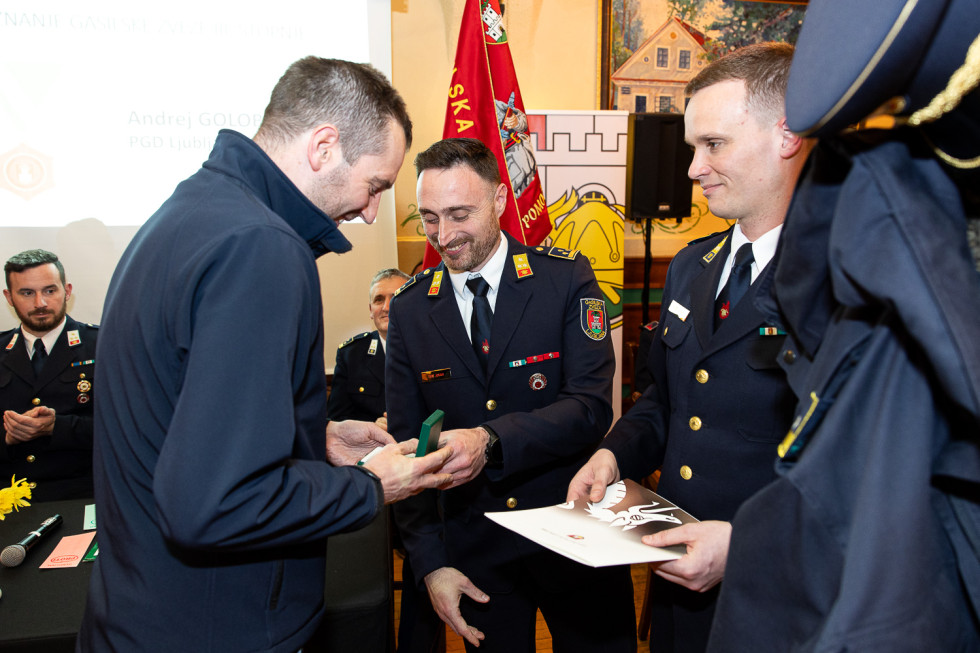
[
  {"left": 0, "top": 499, "right": 92, "bottom": 653},
  {"left": 0, "top": 499, "right": 392, "bottom": 652}
]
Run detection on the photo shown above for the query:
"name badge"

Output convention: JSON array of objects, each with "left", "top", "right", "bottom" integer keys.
[
  {"left": 668, "top": 300, "right": 690, "bottom": 322},
  {"left": 421, "top": 368, "right": 451, "bottom": 383}
]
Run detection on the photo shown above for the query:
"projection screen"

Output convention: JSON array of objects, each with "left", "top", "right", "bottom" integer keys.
[{"left": 0, "top": 1, "right": 399, "bottom": 370}]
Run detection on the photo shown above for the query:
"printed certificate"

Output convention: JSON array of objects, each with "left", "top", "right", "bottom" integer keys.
[{"left": 486, "top": 479, "right": 698, "bottom": 567}]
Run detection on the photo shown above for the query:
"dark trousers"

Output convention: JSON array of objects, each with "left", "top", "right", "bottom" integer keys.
[
  {"left": 398, "top": 555, "right": 446, "bottom": 653},
  {"left": 459, "top": 550, "right": 636, "bottom": 653},
  {"left": 647, "top": 576, "right": 719, "bottom": 653}
]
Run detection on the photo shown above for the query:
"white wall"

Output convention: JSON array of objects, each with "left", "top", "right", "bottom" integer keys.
[{"left": 0, "top": 0, "right": 398, "bottom": 371}]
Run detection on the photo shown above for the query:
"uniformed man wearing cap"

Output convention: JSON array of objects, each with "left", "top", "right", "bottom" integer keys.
[
  {"left": 1, "top": 248, "right": 98, "bottom": 501},
  {"left": 386, "top": 137, "right": 636, "bottom": 652},
  {"left": 709, "top": 1, "right": 980, "bottom": 651},
  {"left": 567, "top": 43, "right": 812, "bottom": 653}
]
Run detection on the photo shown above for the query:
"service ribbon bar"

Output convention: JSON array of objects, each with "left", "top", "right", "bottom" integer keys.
[
  {"left": 759, "top": 327, "right": 786, "bottom": 336},
  {"left": 508, "top": 351, "right": 560, "bottom": 368}
]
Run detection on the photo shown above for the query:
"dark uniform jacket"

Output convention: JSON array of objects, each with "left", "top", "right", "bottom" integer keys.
[
  {"left": 709, "top": 134, "right": 980, "bottom": 653},
  {"left": 386, "top": 234, "right": 615, "bottom": 592},
  {"left": 0, "top": 316, "right": 97, "bottom": 501},
  {"left": 326, "top": 330, "right": 385, "bottom": 422},
  {"left": 600, "top": 227, "right": 795, "bottom": 653}
]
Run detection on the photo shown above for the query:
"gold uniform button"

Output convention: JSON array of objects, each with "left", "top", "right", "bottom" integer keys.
[
  {"left": 28, "top": 482, "right": 36, "bottom": 489},
  {"left": 680, "top": 465, "right": 693, "bottom": 480},
  {"left": 32, "top": 397, "right": 41, "bottom": 406},
  {"left": 358, "top": 386, "right": 365, "bottom": 393},
  {"left": 79, "top": 373, "right": 87, "bottom": 379},
  {"left": 486, "top": 399, "right": 497, "bottom": 411},
  {"left": 695, "top": 369, "right": 709, "bottom": 384},
  {"left": 689, "top": 416, "right": 702, "bottom": 431},
  {"left": 783, "top": 349, "right": 797, "bottom": 364},
  {"left": 26, "top": 455, "right": 36, "bottom": 463},
  {"left": 506, "top": 497, "right": 518, "bottom": 509}
]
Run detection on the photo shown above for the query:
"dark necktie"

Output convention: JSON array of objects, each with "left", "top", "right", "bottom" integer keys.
[
  {"left": 715, "top": 243, "right": 755, "bottom": 329},
  {"left": 466, "top": 276, "right": 493, "bottom": 373},
  {"left": 32, "top": 339, "right": 48, "bottom": 378}
]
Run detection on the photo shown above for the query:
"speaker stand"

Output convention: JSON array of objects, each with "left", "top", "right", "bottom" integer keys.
[{"left": 642, "top": 215, "right": 653, "bottom": 324}]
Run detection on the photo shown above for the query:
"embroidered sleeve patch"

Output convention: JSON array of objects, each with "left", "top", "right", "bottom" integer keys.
[{"left": 580, "top": 298, "right": 608, "bottom": 341}]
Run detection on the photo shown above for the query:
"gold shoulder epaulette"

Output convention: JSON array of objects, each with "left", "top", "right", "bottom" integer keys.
[
  {"left": 701, "top": 235, "right": 729, "bottom": 264},
  {"left": 338, "top": 331, "right": 372, "bottom": 349},
  {"left": 530, "top": 245, "right": 579, "bottom": 261},
  {"left": 393, "top": 271, "right": 424, "bottom": 298}
]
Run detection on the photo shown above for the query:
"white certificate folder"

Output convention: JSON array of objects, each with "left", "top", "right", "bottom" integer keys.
[{"left": 485, "top": 479, "right": 699, "bottom": 567}]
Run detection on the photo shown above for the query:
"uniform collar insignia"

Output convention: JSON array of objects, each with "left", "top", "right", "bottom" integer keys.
[{"left": 702, "top": 235, "right": 729, "bottom": 264}]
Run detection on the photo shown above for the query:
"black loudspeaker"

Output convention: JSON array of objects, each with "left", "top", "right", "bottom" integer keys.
[{"left": 625, "top": 113, "right": 693, "bottom": 220}]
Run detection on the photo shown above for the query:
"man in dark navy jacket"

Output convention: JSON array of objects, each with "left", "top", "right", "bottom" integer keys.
[
  {"left": 78, "top": 58, "right": 452, "bottom": 653},
  {"left": 567, "top": 43, "right": 812, "bottom": 653},
  {"left": 387, "top": 138, "right": 636, "bottom": 652},
  {"left": 1, "top": 249, "right": 97, "bottom": 501}
]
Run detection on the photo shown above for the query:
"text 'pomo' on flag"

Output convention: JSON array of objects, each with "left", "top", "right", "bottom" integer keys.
[{"left": 422, "top": 0, "right": 551, "bottom": 270}]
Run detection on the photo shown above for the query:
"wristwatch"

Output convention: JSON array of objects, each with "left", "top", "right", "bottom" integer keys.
[{"left": 482, "top": 424, "right": 503, "bottom": 468}]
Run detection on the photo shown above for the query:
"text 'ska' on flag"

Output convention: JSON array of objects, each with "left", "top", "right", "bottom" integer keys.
[{"left": 422, "top": 0, "right": 550, "bottom": 269}]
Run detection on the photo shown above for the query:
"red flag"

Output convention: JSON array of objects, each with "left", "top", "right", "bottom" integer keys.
[{"left": 422, "top": 0, "right": 551, "bottom": 269}]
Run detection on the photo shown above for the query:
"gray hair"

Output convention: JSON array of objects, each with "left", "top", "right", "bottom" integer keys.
[{"left": 370, "top": 268, "right": 410, "bottom": 293}]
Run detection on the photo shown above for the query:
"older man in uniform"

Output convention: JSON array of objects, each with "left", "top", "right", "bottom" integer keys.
[
  {"left": 1, "top": 249, "right": 97, "bottom": 501},
  {"left": 567, "top": 43, "right": 811, "bottom": 653},
  {"left": 327, "top": 268, "right": 409, "bottom": 426},
  {"left": 386, "top": 138, "right": 635, "bottom": 652},
  {"left": 327, "top": 267, "right": 446, "bottom": 653}
]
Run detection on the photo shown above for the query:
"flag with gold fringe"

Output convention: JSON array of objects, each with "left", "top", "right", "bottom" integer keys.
[{"left": 422, "top": 0, "right": 551, "bottom": 269}]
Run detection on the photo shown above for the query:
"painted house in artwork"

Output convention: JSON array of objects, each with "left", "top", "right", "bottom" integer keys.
[{"left": 611, "top": 17, "right": 709, "bottom": 113}]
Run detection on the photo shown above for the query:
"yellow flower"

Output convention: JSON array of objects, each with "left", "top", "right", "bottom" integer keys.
[{"left": 0, "top": 475, "right": 32, "bottom": 519}]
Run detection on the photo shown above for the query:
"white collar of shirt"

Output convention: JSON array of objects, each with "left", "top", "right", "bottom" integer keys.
[
  {"left": 449, "top": 234, "right": 508, "bottom": 339},
  {"left": 22, "top": 316, "right": 68, "bottom": 358},
  {"left": 715, "top": 222, "right": 783, "bottom": 298},
  {"left": 378, "top": 334, "right": 386, "bottom": 353}
]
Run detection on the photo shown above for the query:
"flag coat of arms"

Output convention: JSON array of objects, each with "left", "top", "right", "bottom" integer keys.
[{"left": 422, "top": 0, "right": 550, "bottom": 269}]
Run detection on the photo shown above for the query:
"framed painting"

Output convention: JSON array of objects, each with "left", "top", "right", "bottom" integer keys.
[{"left": 599, "top": 0, "right": 808, "bottom": 111}]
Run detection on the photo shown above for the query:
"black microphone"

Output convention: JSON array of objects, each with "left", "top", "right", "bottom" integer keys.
[{"left": 1, "top": 514, "right": 63, "bottom": 567}]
